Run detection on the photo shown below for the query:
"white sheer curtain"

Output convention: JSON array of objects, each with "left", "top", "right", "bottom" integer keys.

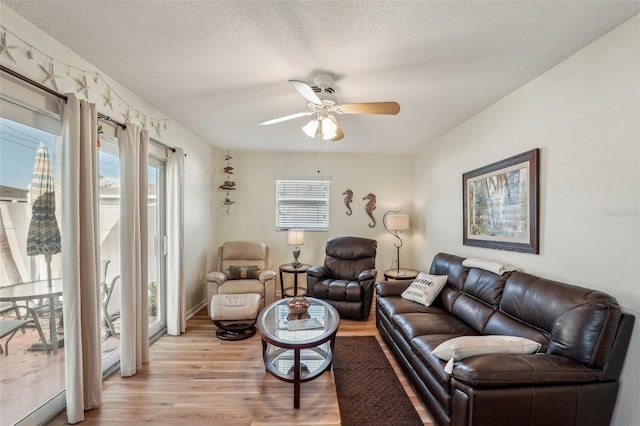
[
  {"left": 118, "top": 125, "right": 149, "bottom": 377},
  {"left": 60, "top": 94, "right": 102, "bottom": 424},
  {"left": 167, "top": 148, "right": 185, "bottom": 335}
]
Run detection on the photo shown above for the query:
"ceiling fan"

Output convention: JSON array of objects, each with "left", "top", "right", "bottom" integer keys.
[{"left": 257, "top": 73, "right": 400, "bottom": 141}]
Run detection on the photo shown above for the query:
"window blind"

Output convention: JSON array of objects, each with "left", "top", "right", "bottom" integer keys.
[{"left": 275, "top": 178, "right": 330, "bottom": 230}]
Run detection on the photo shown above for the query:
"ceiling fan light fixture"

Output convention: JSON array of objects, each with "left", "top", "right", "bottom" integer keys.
[
  {"left": 262, "top": 73, "right": 399, "bottom": 142},
  {"left": 301, "top": 118, "right": 320, "bottom": 138},
  {"left": 321, "top": 115, "right": 338, "bottom": 140}
]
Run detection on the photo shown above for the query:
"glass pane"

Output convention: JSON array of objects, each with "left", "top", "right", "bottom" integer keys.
[
  {"left": 99, "top": 138, "right": 121, "bottom": 356},
  {"left": 0, "top": 116, "right": 64, "bottom": 424},
  {"left": 148, "top": 158, "right": 166, "bottom": 337},
  {"left": 148, "top": 164, "right": 159, "bottom": 327}
]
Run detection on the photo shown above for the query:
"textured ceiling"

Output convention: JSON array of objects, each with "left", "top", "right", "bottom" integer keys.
[{"left": 3, "top": 1, "right": 639, "bottom": 154}]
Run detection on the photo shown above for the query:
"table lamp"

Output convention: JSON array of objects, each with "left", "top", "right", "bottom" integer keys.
[
  {"left": 287, "top": 229, "right": 305, "bottom": 267},
  {"left": 383, "top": 211, "right": 410, "bottom": 273}
]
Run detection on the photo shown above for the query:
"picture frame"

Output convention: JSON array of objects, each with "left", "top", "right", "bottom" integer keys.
[{"left": 463, "top": 149, "right": 539, "bottom": 254}]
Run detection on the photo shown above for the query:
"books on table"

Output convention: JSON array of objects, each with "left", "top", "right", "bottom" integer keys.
[{"left": 284, "top": 318, "right": 323, "bottom": 331}]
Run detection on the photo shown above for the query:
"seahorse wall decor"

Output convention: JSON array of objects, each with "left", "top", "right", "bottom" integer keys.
[
  {"left": 343, "top": 189, "right": 353, "bottom": 215},
  {"left": 363, "top": 193, "right": 377, "bottom": 227}
]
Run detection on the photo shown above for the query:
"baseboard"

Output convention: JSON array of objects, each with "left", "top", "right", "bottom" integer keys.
[{"left": 188, "top": 298, "right": 207, "bottom": 319}]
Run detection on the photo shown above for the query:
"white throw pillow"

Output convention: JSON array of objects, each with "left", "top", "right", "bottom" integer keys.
[
  {"left": 400, "top": 273, "right": 448, "bottom": 306},
  {"left": 432, "top": 335, "right": 542, "bottom": 374}
]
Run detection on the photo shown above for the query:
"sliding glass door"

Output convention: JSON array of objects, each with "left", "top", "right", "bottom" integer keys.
[
  {"left": 99, "top": 137, "right": 167, "bottom": 367},
  {"left": 147, "top": 157, "right": 166, "bottom": 338},
  {"left": 0, "top": 115, "right": 65, "bottom": 425}
]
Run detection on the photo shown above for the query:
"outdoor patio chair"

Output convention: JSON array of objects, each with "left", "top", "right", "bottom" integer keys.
[
  {"left": 0, "top": 302, "right": 50, "bottom": 355},
  {"left": 101, "top": 260, "right": 121, "bottom": 341}
]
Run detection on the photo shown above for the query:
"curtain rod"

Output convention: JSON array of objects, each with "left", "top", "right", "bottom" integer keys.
[
  {"left": 97, "top": 112, "right": 125, "bottom": 129},
  {"left": 1, "top": 64, "right": 67, "bottom": 101},
  {"left": 1, "top": 65, "right": 178, "bottom": 153}
]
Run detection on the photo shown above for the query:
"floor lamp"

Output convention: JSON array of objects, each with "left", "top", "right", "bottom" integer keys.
[{"left": 383, "top": 211, "right": 410, "bottom": 273}]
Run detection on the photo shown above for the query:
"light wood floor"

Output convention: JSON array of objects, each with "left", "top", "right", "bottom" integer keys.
[{"left": 50, "top": 306, "right": 434, "bottom": 425}]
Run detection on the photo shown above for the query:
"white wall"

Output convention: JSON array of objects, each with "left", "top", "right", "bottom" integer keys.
[
  {"left": 209, "top": 150, "right": 414, "bottom": 291},
  {"left": 0, "top": 4, "right": 216, "bottom": 314},
  {"left": 412, "top": 15, "right": 639, "bottom": 426}
]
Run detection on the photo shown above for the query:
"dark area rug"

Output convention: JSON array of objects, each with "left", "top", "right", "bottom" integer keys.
[{"left": 333, "top": 336, "right": 423, "bottom": 426}]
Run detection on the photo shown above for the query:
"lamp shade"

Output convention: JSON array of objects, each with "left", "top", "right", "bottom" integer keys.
[
  {"left": 321, "top": 116, "right": 337, "bottom": 140},
  {"left": 302, "top": 119, "right": 320, "bottom": 138},
  {"left": 287, "top": 229, "right": 305, "bottom": 245},
  {"left": 385, "top": 213, "right": 409, "bottom": 231}
]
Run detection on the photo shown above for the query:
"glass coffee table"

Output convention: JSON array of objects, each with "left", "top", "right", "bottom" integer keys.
[{"left": 257, "top": 297, "right": 340, "bottom": 408}]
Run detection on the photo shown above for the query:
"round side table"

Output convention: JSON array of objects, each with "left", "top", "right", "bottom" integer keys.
[
  {"left": 279, "top": 263, "right": 311, "bottom": 297},
  {"left": 383, "top": 268, "right": 419, "bottom": 281}
]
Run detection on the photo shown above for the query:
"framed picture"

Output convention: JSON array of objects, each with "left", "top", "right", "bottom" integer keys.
[{"left": 463, "top": 149, "right": 539, "bottom": 254}]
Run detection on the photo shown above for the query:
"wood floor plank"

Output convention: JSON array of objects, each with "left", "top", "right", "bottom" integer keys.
[{"left": 50, "top": 303, "right": 434, "bottom": 425}]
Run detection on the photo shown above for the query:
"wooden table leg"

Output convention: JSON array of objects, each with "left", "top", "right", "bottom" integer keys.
[
  {"left": 279, "top": 270, "right": 284, "bottom": 298},
  {"left": 293, "top": 348, "right": 300, "bottom": 408}
]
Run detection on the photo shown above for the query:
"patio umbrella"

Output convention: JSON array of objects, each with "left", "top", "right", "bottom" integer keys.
[{"left": 26, "top": 143, "right": 61, "bottom": 287}]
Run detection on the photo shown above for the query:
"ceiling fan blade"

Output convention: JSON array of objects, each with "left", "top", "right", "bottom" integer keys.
[
  {"left": 337, "top": 102, "right": 400, "bottom": 115},
  {"left": 326, "top": 115, "right": 344, "bottom": 141},
  {"left": 289, "top": 80, "right": 323, "bottom": 104},
  {"left": 257, "top": 111, "right": 313, "bottom": 126}
]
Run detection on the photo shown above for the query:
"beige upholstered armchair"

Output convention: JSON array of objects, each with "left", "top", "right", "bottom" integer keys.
[{"left": 205, "top": 241, "right": 277, "bottom": 314}]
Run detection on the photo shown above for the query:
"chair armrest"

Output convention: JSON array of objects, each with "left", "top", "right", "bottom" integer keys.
[
  {"left": 259, "top": 269, "right": 276, "bottom": 283},
  {"left": 307, "top": 265, "right": 330, "bottom": 278},
  {"left": 1, "top": 304, "right": 39, "bottom": 320},
  {"left": 358, "top": 269, "right": 377, "bottom": 282},
  {"left": 206, "top": 271, "right": 227, "bottom": 285}
]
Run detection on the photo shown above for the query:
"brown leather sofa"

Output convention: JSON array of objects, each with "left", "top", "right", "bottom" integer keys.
[
  {"left": 376, "top": 253, "right": 635, "bottom": 426},
  {"left": 307, "top": 236, "right": 377, "bottom": 320}
]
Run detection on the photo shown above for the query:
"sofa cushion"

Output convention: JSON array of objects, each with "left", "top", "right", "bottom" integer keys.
[
  {"left": 461, "top": 268, "right": 508, "bottom": 307},
  {"left": 401, "top": 273, "right": 448, "bottom": 306},
  {"left": 395, "top": 312, "right": 476, "bottom": 341},
  {"left": 452, "top": 353, "right": 605, "bottom": 387},
  {"left": 432, "top": 335, "right": 542, "bottom": 373},
  {"left": 217, "top": 279, "right": 265, "bottom": 296},
  {"left": 429, "top": 253, "right": 468, "bottom": 291},
  {"left": 428, "top": 253, "right": 468, "bottom": 312},
  {"left": 484, "top": 311, "right": 551, "bottom": 352},
  {"left": 501, "top": 272, "right": 621, "bottom": 367},
  {"left": 412, "top": 334, "right": 471, "bottom": 389},
  {"left": 377, "top": 295, "right": 441, "bottom": 318}
]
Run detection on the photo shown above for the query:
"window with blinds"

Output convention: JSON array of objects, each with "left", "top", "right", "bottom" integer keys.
[{"left": 275, "top": 177, "right": 330, "bottom": 231}]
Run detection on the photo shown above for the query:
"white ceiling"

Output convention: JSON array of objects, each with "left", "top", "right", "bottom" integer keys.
[{"left": 3, "top": 1, "right": 639, "bottom": 154}]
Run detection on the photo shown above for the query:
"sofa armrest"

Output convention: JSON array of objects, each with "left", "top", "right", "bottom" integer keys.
[
  {"left": 376, "top": 280, "right": 412, "bottom": 297},
  {"left": 452, "top": 353, "right": 605, "bottom": 387},
  {"left": 307, "top": 265, "right": 329, "bottom": 278}
]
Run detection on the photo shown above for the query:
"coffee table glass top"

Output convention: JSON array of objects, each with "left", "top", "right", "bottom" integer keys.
[{"left": 258, "top": 297, "right": 339, "bottom": 347}]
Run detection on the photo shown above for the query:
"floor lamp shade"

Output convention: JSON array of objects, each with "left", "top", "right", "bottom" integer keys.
[
  {"left": 385, "top": 214, "right": 409, "bottom": 231},
  {"left": 287, "top": 229, "right": 304, "bottom": 266}
]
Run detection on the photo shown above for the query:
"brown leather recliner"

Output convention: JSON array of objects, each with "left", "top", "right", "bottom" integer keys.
[{"left": 306, "top": 236, "right": 377, "bottom": 320}]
